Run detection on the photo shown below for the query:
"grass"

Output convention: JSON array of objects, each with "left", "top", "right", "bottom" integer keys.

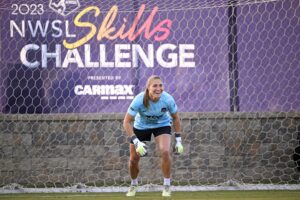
[{"left": 1, "top": 190, "right": 300, "bottom": 200}]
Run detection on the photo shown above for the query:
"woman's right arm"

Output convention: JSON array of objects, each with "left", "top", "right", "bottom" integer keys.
[{"left": 123, "top": 113, "right": 135, "bottom": 137}]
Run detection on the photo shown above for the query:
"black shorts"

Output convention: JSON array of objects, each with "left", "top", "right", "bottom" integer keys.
[{"left": 130, "top": 126, "right": 171, "bottom": 144}]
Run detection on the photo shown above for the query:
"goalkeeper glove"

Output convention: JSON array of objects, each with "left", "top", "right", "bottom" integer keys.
[
  {"left": 175, "top": 133, "right": 184, "bottom": 154},
  {"left": 131, "top": 135, "right": 147, "bottom": 157}
]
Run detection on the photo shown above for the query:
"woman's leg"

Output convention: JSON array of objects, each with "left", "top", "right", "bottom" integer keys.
[
  {"left": 155, "top": 134, "right": 172, "bottom": 178},
  {"left": 126, "top": 144, "right": 141, "bottom": 196},
  {"left": 129, "top": 143, "right": 140, "bottom": 180},
  {"left": 155, "top": 134, "right": 172, "bottom": 196}
]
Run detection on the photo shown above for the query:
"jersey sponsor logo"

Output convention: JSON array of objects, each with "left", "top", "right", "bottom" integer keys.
[{"left": 145, "top": 114, "right": 163, "bottom": 120}]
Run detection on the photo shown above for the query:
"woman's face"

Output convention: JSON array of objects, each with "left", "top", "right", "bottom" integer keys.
[{"left": 148, "top": 79, "right": 163, "bottom": 101}]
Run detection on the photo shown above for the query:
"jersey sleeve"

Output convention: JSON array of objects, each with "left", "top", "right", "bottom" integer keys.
[
  {"left": 167, "top": 95, "right": 178, "bottom": 114},
  {"left": 127, "top": 94, "right": 142, "bottom": 117}
]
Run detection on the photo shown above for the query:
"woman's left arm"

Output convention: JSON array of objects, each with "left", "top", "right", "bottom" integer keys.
[{"left": 171, "top": 112, "right": 181, "bottom": 133}]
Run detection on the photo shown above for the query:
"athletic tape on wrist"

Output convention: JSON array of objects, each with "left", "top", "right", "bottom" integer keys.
[
  {"left": 131, "top": 135, "right": 137, "bottom": 140},
  {"left": 131, "top": 134, "right": 139, "bottom": 144},
  {"left": 174, "top": 133, "right": 181, "bottom": 138},
  {"left": 174, "top": 133, "right": 182, "bottom": 143}
]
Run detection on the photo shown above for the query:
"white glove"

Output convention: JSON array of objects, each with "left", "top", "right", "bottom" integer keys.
[
  {"left": 131, "top": 135, "right": 147, "bottom": 156},
  {"left": 175, "top": 133, "right": 183, "bottom": 154}
]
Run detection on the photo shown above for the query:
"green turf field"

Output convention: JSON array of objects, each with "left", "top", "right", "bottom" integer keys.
[{"left": 1, "top": 190, "right": 300, "bottom": 200}]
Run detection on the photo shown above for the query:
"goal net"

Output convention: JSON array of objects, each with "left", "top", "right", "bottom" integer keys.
[{"left": 0, "top": 0, "right": 299, "bottom": 190}]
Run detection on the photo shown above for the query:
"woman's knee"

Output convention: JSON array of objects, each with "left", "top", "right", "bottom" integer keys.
[
  {"left": 160, "top": 149, "right": 171, "bottom": 160},
  {"left": 129, "top": 156, "right": 140, "bottom": 166}
]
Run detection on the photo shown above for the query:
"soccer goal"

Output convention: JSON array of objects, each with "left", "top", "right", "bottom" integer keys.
[{"left": 0, "top": 0, "right": 299, "bottom": 192}]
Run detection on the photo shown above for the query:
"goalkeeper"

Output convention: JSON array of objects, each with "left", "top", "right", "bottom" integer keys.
[{"left": 123, "top": 75, "right": 184, "bottom": 197}]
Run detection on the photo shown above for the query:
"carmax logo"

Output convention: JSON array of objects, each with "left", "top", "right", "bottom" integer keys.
[{"left": 74, "top": 85, "right": 135, "bottom": 100}]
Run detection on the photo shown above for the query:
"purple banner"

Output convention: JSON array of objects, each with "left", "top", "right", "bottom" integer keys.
[{"left": 0, "top": 0, "right": 299, "bottom": 113}]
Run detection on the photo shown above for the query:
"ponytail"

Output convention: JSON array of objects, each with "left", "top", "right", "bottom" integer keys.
[{"left": 143, "top": 89, "right": 150, "bottom": 108}]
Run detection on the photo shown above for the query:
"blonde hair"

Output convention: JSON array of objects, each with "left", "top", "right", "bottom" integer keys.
[{"left": 143, "top": 75, "right": 162, "bottom": 108}]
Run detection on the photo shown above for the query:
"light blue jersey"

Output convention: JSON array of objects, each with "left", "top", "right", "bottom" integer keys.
[{"left": 127, "top": 91, "right": 178, "bottom": 129}]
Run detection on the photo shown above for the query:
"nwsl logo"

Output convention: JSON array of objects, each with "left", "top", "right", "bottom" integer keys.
[{"left": 49, "top": 0, "right": 80, "bottom": 16}]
